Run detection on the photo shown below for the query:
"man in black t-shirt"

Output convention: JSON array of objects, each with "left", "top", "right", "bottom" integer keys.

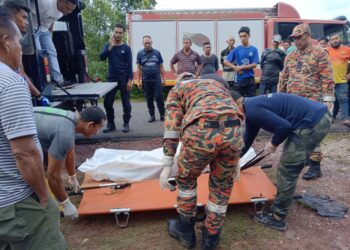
[{"left": 136, "top": 35, "right": 166, "bottom": 122}]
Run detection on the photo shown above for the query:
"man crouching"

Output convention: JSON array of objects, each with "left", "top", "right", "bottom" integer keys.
[{"left": 159, "top": 73, "right": 244, "bottom": 249}]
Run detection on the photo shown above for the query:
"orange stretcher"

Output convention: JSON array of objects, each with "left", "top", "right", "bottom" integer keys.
[{"left": 78, "top": 166, "right": 276, "bottom": 227}]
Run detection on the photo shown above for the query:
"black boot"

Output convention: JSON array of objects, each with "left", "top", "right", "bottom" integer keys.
[
  {"left": 148, "top": 114, "right": 156, "bottom": 122},
  {"left": 160, "top": 114, "right": 165, "bottom": 121},
  {"left": 102, "top": 121, "right": 116, "bottom": 133},
  {"left": 122, "top": 123, "right": 129, "bottom": 133},
  {"left": 302, "top": 160, "right": 322, "bottom": 180},
  {"left": 167, "top": 215, "right": 196, "bottom": 249},
  {"left": 201, "top": 229, "right": 220, "bottom": 250}
]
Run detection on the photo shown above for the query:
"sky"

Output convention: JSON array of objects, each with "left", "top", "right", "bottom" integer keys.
[{"left": 155, "top": 0, "right": 350, "bottom": 20}]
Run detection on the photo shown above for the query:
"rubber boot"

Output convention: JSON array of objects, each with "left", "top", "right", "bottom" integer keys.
[
  {"left": 148, "top": 114, "right": 156, "bottom": 122},
  {"left": 302, "top": 160, "right": 322, "bottom": 180},
  {"left": 167, "top": 215, "right": 196, "bottom": 249},
  {"left": 122, "top": 123, "right": 129, "bottom": 133},
  {"left": 160, "top": 114, "right": 165, "bottom": 121},
  {"left": 201, "top": 228, "right": 220, "bottom": 250},
  {"left": 102, "top": 121, "right": 116, "bottom": 133}
]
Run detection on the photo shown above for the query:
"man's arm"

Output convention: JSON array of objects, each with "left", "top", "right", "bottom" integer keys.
[
  {"left": 163, "top": 85, "right": 183, "bottom": 157},
  {"left": 318, "top": 49, "right": 335, "bottom": 102},
  {"left": 99, "top": 43, "right": 110, "bottom": 61},
  {"left": 20, "top": 63, "right": 41, "bottom": 97},
  {"left": 160, "top": 64, "right": 166, "bottom": 85},
  {"left": 278, "top": 53, "right": 291, "bottom": 92},
  {"left": 47, "top": 154, "right": 68, "bottom": 202},
  {"left": 224, "top": 49, "right": 236, "bottom": 70},
  {"left": 136, "top": 64, "right": 142, "bottom": 89},
  {"left": 241, "top": 120, "right": 260, "bottom": 157},
  {"left": 170, "top": 54, "right": 178, "bottom": 76},
  {"left": 65, "top": 147, "right": 75, "bottom": 176},
  {"left": 236, "top": 47, "right": 259, "bottom": 71},
  {"left": 214, "top": 55, "right": 219, "bottom": 72},
  {"left": 10, "top": 136, "right": 49, "bottom": 207},
  {"left": 195, "top": 54, "right": 203, "bottom": 77},
  {"left": 127, "top": 46, "right": 133, "bottom": 91}
]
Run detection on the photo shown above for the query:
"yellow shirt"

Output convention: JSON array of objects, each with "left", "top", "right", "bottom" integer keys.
[{"left": 328, "top": 46, "right": 350, "bottom": 84}]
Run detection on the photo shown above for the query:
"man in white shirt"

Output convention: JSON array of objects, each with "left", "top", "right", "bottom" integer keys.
[{"left": 31, "top": 0, "right": 77, "bottom": 85}]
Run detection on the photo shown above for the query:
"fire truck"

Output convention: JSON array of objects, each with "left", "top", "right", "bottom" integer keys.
[{"left": 127, "top": 2, "right": 349, "bottom": 86}]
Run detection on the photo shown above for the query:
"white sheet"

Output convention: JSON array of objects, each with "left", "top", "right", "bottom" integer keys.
[{"left": 78, "top": 144, "right": 256, "bottom": 182}]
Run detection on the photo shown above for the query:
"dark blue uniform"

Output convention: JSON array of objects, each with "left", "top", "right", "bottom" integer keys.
[
  {"left": 242, "top": 93, "right": 331, "bottom": 221},
  {"left": 100, "top": 43, "right": 133, "bottom": 125},
  {"left": 136, "top": 48, "right": 165, "bottom": 118}
]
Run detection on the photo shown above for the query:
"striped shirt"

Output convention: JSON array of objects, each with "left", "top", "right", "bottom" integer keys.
[
  {"left": 0, "top": 62, "right": 42, "bottom": 207},
  {"left": 170, "top": 49, "right": 202, "bottom": 75}
]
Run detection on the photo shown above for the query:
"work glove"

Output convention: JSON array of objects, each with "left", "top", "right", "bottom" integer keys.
[
  {"left": 36, "top": 95, "right": 50, "bottom": 106},
  {"left": 264, "top": 141, "right": 277, "bottom": 155},
  {"left": 68, "top": 174, "right": 80, "bottom": 193},
  {"left": 60, "top": 198, "right": 79, "bottom": 219},
  {"left": 159, "top": 155, "right": 174, "bottom": 191},
  {"left": 324, "top": 101, "right": 334, "bottom": 116}
]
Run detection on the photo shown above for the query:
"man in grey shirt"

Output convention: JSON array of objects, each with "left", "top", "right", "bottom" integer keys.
[
  {"left": 34, "top": 106, "right": 106, "bottom": 219},
  {"left": 200, "top": 41, "right": 219, "bottom": 75}
]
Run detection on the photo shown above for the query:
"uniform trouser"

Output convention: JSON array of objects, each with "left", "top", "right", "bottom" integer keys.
[
  {"left": 143, "top": 80, "right": 165, "bottom": 116},
  {"left": 34, "top": 31, "right": 63, "bottom": 84},
  {"left": 259, "top": 80, "right": 278, "bottom": 95},
  {"left": 272, "top": 113, "right": 331, "bottom": 219},
  {"left": 0, "top": 195, "right": 65, "bottom": 250},
  {"left": 176, "top": 117, "right": 242, "bottom": 235},
  {"left": 237, "top": 77, "right": 256, "bottom": 97},
  {"left": 103, "top": 75, "right": 132, "bottom": 124}
]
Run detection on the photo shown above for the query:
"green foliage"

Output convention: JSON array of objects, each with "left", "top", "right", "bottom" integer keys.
[{"left": 82, "top": 0, "right": 157, "bottom": 82}]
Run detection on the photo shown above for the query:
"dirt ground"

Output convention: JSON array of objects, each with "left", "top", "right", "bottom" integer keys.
[{"left": 63, "top": 133, "right": 350, "bottom": 250}]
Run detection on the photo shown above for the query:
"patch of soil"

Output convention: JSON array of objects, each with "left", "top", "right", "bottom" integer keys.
[{"left": 66, "top": 134, "right": 350, "bottom": 250}]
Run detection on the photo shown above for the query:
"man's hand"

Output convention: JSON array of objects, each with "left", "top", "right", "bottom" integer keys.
[
  {"left": 68, "top": 174, "right": 80, "bottom": 193},
  {"left": 161, "top": 77, "right": 166, "bottom": 86},
  {"left": 109, "top": 36, "right": 116, "bottom": 51},
  {"left": 36, "top": 95, "right": 50, "bottom": 106},
  {"left": 137, "top": 80, "right": 143, "bottom": 90},
  {"left": 61, "top": 198, "right": 79, "bottom": 219},
  {"left": 127, "top": 80, "right": 133, "bottom": 91},
  {"left": 159, "top": 155, "right": 174, "bottom": 190},
  {"left": 346, "top": 73, "right": 350, "bottom": 81},
  {"left": 160, "top": 166, "right": 172, "bottom": 191},
  {"left": 264, "top": 141, "right": 277, "bottom": 155},
  {"left": 325, "top": 101, "right": 334, "bottom": 115},
  {"left": 39, "top": 196, "right": 49, "bottom": 208}
]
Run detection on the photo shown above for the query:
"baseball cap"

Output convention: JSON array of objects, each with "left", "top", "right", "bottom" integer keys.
[
  {"left": 272, "top": 34, "right": 282, "bottom": 43},
  {"left": 289, "top": 24, "right": 310, "bottom": 38},
  {"left": 199, "top": 74, "right": 230, "bottom": 89},
  {"left": 3, "top": 0, "right": 31, "bottom": 13},
  {"left": 176, "top": 72, "right": 196, "bottom": 82}
]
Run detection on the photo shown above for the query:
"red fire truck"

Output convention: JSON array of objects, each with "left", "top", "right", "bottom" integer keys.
[{"left": 127, "top": 2, "right": 349, "bottom": 86}]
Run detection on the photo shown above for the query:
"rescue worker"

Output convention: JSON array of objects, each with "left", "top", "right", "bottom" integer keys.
[
  {"left": 234, "top": 92, "right": 331, "bottom": 230},
  {"left": 34, "top": 106, "right": 106, "bottom": 219},
  {"left": 278, "top": 24, "right": 335, "bottom": 180},
  {"left": 160, "top": 73, "right": 244, "bottom": 249}
]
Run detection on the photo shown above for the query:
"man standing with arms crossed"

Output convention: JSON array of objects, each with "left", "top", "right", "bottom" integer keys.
[
  {"left": 220, "top": 36, "right": 236, "bottom": 88},
  {"left": 170, "top": 37, "right": 202, "bottom": 78},
  {"left": 100, "top": 23, "right": 133, "bottom": 133},
  {"left": 279, "top": 24, "right": 335, "bottom": 180},
  {"left": 136, "top": 35, "right": 166, "bottom": 122},
  {"left": 224, "top": 26, "right": 259, "bottom": 97},
  {"left": 0, "top": 13, "right": 65, "bottom": 249},
  {"left": 328, "top": 33, "right": 350, "bottom": 127}
]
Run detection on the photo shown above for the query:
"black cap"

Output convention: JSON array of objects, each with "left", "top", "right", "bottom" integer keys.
[
  {"left": 239, "top": 26, "right": 250, "bottom": 35},
  {"left": 3, "top": 0, "right": 31, "bottom": 13},
  {"left": 230, "top": 90, "right": 242, "bottom": 101}
]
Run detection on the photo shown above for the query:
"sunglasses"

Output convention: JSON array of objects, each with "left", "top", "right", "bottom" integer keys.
[{"left": 291, "top": 33, "right": 307, "bottom": 41}]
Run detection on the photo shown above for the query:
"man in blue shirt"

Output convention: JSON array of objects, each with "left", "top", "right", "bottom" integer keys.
[
  {"left": 100, "top": 23, "right": 133, "bottom": 133},
  {"left": 136, "top": 35, "right": 166, "bottom": 122},
  {"left": 224, "top": 26, "right": 259, "bottom": 97},
  {"left": 232, "top": 92, "right": 331, "bottom": 231}
]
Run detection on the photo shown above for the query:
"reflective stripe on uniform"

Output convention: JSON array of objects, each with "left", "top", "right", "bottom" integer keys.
[
  {"left": 164, "top": 130, "right": 180, "bottom": 139},
  {"left": 178, "top": 188, "right": 197, "bottom": 198},
  {"left": 206, "top": 200, "right": 228, "bottom": 214}
]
